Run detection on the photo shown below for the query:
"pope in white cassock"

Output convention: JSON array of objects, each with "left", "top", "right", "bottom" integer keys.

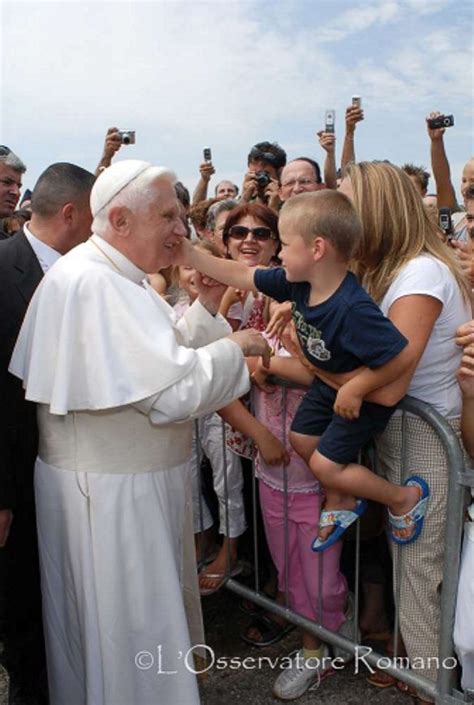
[{"left": 9, "top": 160, "right": 270, "bottom": 705}]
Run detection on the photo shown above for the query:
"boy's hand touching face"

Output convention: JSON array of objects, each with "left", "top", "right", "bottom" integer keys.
[{"left": 333, "top": 382, "right": 363, "bottom": 420}]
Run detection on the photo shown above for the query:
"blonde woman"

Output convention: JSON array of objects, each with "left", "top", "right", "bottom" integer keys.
[{"left": 336, "top": 161, "right": 471, "bottom": 705}]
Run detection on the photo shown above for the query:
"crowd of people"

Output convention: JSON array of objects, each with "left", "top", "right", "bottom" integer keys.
[{"left": 0, "top": 102, "right": 472, "bottom": 705}]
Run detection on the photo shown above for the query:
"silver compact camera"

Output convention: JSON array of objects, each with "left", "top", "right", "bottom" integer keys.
[{"left": 119, "top": 130, "right": 136, "bottom": 145}]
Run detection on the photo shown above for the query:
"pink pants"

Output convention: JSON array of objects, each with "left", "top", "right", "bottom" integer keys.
[{"left": 259, "top": 481, "right": 347, "bottom": 631}]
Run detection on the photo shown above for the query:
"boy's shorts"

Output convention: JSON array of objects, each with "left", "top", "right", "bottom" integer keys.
[{"left": 290, "top": 380, "right": 396, "bottom": 466}]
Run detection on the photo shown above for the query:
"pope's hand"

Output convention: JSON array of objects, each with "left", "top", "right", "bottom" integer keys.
[{"left": 228, "top": 329, "right": 272, "bottom": 367}]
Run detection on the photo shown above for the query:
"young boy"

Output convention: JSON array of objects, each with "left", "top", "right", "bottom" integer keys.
[{"left": 181, "top": 190, "right": 429, "bottom": 551}]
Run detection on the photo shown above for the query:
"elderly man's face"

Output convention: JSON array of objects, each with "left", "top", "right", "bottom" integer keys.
[
  {"left": 131, "top": 178, "right": 187, "bottom": 271},
  {"left": 216, "top": 181, "right": 237, "bottom": 199},
  {"left": 279, "top": 160, "right": 321, "bottom": 202},
  {"left": 0, "top": 164, "right": 22, "bottom": 218}
]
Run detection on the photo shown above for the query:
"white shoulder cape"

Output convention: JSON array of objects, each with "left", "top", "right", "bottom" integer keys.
[{"left": 9, "top": 241, "right": 198, "bottom": 415}]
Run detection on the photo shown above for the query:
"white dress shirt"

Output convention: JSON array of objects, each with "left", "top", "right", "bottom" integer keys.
[{"left": 24, "top": 222, "right": 61, "bottom": 273}]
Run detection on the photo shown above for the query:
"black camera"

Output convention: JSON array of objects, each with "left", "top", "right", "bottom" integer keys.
[
  {"left": 438, "top": 207, "right": 453, "bottom": 239},
  {"left": 427, "top": 114, "right": 454, "bottom": 129},
  {"left": 255, "top": 171, "right": 271, "bottom": 189}
]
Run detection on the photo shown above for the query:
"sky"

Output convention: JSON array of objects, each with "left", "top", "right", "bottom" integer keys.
[{"left": 1, "top": 0, "right": 473, "bottom": 201}]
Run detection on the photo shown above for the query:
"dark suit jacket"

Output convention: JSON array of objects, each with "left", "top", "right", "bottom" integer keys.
[{"left": 0, "top": 229, "right": 43, "bottom": 509}]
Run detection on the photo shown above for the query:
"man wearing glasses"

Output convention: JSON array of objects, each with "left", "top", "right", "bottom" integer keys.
[
  {"left": 0, "top": 146, "right": 26, "bottom": 239},
  {"left": 279, "top": 157, "right": 324, "bottom": 203}
]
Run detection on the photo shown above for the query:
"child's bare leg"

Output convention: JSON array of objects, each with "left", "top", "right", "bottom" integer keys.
[
  {"left": 289, "top": 431, "right": 320, "bottom": 464},
  {"left": 302, "top": 631, "right": 322, "bottom": 652},
  {"left": 309, "top": 451, "right": 423, "bottom": 541}
]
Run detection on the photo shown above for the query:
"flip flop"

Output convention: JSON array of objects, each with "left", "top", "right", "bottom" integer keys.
[
  {"left": 367, "top": 670, "right": 397, "bottom": 689},
  {"left": 388, "top": 476, "right": 430, "bottom": 546},
  {"left": 240, "top": 614, "right": 295, "bottom": 647},
  {"left": 199, "top": 562, "right": 242, "bottom": 597},
  {"left": 311, "top": 499, "right": 368, "bottom": 553}
]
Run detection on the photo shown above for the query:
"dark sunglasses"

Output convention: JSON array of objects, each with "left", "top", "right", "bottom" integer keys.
[
  {"left": 0, "top": 146, "right": 12, "bottom": 157},
  {"left": 228, "top": 225, "right": 276, "bottom": 242}
]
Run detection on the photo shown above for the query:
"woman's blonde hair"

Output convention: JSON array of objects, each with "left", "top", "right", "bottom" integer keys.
[{"left": 345, "top": 160, "right": 470, "bottom": 303}]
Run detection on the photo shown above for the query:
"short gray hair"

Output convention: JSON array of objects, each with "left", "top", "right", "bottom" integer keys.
[
  {"left": 206, "top": 198, "right": 238, "bottom": 231},
  {"left": 93, "top": 166, "right": 176, "bottom": 235},
  {"left": 0, "top": 147, "right": 26, "bottom": 173}
]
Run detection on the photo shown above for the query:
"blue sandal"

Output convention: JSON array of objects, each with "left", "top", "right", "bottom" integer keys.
[
  {"left": 388, "top": 475, "right": 430, "bottom": 546},
  {"left": 312, "top": 499, "right": 368, "bottom": 552}
]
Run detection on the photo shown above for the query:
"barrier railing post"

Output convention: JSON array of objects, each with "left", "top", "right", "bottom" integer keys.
[{"left": 215, "top": 384, "right": 469, "bottom": 705}]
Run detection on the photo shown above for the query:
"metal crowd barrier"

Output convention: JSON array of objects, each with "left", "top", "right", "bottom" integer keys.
[{"left": 194, "top": 379, "right": 474, "bottom": 705}]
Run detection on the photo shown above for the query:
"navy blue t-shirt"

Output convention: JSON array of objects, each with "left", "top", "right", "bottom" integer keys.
[{"left": 254, "top": 268, "right": 407, "bottom": 373}]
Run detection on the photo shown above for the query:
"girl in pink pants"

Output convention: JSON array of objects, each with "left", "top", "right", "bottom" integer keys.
[{"left": 251, "top": 341, "right": 348, "bottom": 699}]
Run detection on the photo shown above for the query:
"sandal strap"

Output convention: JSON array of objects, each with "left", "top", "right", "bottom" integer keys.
[{"left": 388, "top": 497, "right": 428, "bottom": 529}]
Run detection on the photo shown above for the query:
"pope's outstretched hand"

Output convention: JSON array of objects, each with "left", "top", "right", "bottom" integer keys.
[{"left": 229, "top": 329, "right": 272, "bottom": 368}]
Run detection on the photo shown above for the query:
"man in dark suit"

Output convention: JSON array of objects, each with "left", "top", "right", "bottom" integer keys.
[
  {"left": 0, "top": 146, "right": 26, "bottom": 240},
  {"left": 0, "top": 162, "right": 95, "bottom": 703}
]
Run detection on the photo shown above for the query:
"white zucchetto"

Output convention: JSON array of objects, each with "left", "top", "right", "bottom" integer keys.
[{"left": 91, "top": 160, "right": 151, "bottom": 217}]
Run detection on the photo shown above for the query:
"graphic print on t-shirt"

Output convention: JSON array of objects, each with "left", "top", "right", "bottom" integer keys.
[{"left": 292, "top": 304, "right": 331, "bottom": 361}]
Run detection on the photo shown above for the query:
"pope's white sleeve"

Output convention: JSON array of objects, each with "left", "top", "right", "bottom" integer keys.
[
  {"left": 176, "top": 298, "right": 231, "bottom": 348},
  {"left": 133, "top": 337, "right": 249, "bottom": 424}
]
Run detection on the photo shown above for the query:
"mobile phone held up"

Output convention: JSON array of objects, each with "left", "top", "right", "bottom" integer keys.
[
  {"left": 325, "top": 110, "right": 335, "bottom": 134},
  {"left": 203, "top": 147, "right": 212, "bottom": 163},
  {"left": 352, "top": 95, "right": 362, "bottom": 108}
]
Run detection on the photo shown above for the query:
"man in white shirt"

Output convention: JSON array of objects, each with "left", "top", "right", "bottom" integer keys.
[
  {"left": 9, "top": 160, "right": 269, "bottom": 705},
  {"left": 0, "top": 161, "right": 95, "bottom": 703}
]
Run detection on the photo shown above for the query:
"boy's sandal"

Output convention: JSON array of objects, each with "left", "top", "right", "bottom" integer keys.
[
  {"left": 312, "top": 499, "right": 368, "bottom": 552},
  {"left": 240, "top": 614, "right": 295, "bottom": 648},
  {"left": 388, "top": 476, "right": 430, "bottom": 546}
]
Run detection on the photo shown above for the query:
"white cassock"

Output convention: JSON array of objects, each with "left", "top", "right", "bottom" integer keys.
[{"left": 9, "top": 234, "right": 250, "bottom": 705}]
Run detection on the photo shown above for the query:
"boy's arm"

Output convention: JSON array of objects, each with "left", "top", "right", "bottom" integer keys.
[{"left": 183, "top": 238, "right": 259, "bottom": 292}]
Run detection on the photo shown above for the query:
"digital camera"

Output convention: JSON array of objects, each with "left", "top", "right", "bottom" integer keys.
[
  {"left": 255, "top": 171, "right": 271, "bottom": 189},
  {"left": 119, "top": 130, "right": 136, "bottom": 145},
  {"left": 203, "top": 147, "right": 212, "bottom": 162},
  {"left": 427, "top": 115, "right": 454, "bottom": 130}
]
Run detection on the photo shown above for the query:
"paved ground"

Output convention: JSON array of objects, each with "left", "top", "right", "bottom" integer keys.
[
  {"left": 199, "top": 584, "right": 409, "bottom": 705},
  {"left": 0, "top": 583, "right": 412, "bottom": 705}
]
